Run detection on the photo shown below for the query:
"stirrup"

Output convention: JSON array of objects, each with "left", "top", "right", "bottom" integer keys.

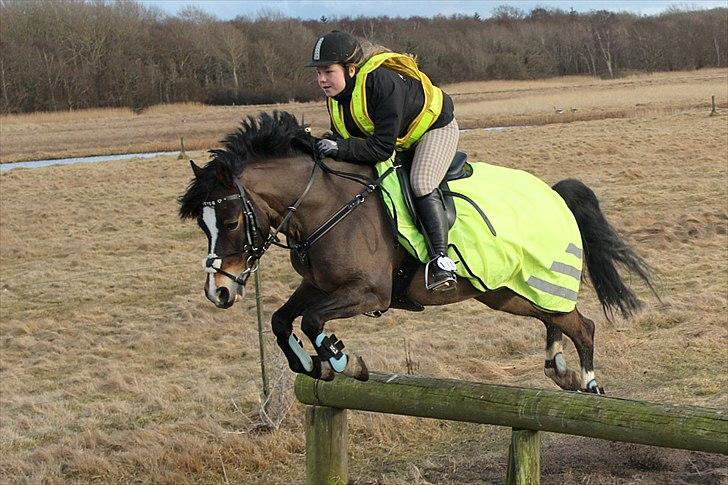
[{"left": 424, "top": 258, "right": 457, "bottom": 291}]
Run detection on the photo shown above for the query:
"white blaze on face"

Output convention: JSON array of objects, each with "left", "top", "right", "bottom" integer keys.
[{"left": 202, "top": 206, "right": 219, "bottom": 299}]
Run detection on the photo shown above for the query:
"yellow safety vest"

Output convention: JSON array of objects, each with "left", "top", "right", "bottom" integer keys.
[{"left": 327, "top": 52, "right": 444, "bottom": 151}]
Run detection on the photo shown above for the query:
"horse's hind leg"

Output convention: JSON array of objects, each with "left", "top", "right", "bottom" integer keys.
[
  {"left": 543, "top": 324, "right": 582, "bottom": 391},
  {"left": 475, "top": 289, "right": 599, "bottom": 392},
  {"left": 548, "top": 309, "right": 603, "bottom": 393}
]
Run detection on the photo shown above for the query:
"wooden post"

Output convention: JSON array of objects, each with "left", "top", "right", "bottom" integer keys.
[
  {"left": 305, "top": 406, "right": 348, "bottom": 485},
  {"left": 710, "top": 95, "right": 718, "bottom": 116},
  {"left": 253, "top": 267, "right": 269, "bottom": 408},
  {"left": 506, "top": 429, "right": 540, "bottom": 485},
  {"left": 177, "top": 136, "right": 187, "bottom": 159}
]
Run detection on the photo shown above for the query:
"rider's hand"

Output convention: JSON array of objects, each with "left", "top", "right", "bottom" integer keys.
[{"left": 316, "top": 138, "right": 338, "bottom": 158}]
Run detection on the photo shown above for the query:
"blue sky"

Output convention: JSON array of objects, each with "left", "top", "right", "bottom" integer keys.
[{"left": 139, "top": 0, "right": 727, "bottom": 20}]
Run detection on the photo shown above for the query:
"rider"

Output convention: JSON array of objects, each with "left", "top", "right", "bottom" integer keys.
[{"left": 307, "top": 30, "right": 459, "bottom": 291}]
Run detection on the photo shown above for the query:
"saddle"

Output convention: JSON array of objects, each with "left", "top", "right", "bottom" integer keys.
[
  {"left": 394, "top": 150, "right": 471, "bottom": 229},
  {"left": 387, "top": 151, "right": 472, "bottom": 313}
]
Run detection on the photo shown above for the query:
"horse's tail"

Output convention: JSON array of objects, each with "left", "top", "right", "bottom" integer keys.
[{"left": 552, "top": 178, "right": 658, "bottom": 320}]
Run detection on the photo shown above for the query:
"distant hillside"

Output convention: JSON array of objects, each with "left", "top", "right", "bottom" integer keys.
[{"left": 0, "top": 0, "right": 725, "bottom": 113}]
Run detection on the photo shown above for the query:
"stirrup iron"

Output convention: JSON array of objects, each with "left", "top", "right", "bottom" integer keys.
[{"left": 424, "top": 257, "right": 457, "bottom": 291}]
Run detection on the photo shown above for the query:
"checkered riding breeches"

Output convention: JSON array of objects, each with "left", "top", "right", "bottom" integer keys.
[{"left": 410, "top": 118, "right": 460, "bottom": 197}]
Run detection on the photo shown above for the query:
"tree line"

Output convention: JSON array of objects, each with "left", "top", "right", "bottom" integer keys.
[{"left": 0, "top": 0, "right": 725, "bottom": 113}]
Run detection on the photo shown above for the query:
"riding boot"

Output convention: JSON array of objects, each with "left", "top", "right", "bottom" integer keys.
[{"left": 414, "top": 190, "right": 457, "bottom": 291}]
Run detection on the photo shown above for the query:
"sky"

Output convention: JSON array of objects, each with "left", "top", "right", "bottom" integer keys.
[{"left": 139, "top": 0, "right": 727, "bottom": 20}]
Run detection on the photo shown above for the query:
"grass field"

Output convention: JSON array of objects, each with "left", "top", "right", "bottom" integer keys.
[
  {"left": 1, "top": 68, "right": 726, "bottom": 164},
  {"left": 1, "top": 70, "right": 727, "bottom": 483}
]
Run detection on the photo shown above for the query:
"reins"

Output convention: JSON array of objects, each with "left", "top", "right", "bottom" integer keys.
[{"left": 203, "top": 137, "right": 397, "bottom": 285}]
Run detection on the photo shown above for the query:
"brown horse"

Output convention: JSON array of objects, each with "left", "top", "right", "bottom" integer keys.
[{"left": 179, "top": 111, "right": 656, "bottom": 393}]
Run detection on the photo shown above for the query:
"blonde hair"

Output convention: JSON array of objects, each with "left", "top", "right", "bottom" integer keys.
[
  {"left": 356, "top": 38, "right": 391, "bottom": 66},
  {"left": 356, "top": 38, "right": 419, "bottom": 66}
]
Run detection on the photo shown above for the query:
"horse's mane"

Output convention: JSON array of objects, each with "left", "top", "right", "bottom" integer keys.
[{"left": 178, "top": 111, "right": 314, "bottom": 219}]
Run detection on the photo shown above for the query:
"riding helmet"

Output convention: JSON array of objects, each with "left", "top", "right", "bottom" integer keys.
[{"left": 306, "top": 31, "right": 363, "bottom": 67}]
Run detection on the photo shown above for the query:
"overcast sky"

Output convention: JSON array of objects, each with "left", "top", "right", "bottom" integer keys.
[{"left": 139, "top": 0, "right": 727, "bottom": 20}]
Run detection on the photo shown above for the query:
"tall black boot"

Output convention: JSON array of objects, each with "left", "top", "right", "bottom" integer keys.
[{"left": 414, "top": 190, "right": 457, "bottom": 291}]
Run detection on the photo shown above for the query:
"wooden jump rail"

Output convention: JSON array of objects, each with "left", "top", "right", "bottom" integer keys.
[{"left": 294, "top": 372, "right": 728, "bottom": 485}]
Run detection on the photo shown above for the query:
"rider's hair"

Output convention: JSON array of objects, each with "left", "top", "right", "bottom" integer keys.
[{"left": 354, "top": 39, "right": 391, "bottom": 67}]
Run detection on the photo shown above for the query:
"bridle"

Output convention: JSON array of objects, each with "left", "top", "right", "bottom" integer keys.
[{"left": 201, "top": 139, "right": 397, "bottom": 287}]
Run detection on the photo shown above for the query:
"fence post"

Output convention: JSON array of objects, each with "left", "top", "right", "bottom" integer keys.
[
  {"left": 506, "top": 429, "right": 540, "bottom": 485},
  {"left": 305, "top": 406, "right": 348, "bottom": 485},
  {"left": 253, "top": 266, "right": 270, "bottom": 410},
  {"left": 177, "top": 136, "right": 187, "bottom": 159},
  {"left": 710, "top": 95, "right": 718, "bottom": 116}
]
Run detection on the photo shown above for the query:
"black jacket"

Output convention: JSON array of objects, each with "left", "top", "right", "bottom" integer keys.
[{"left": 330, "top": 67, "right": 454, "bottom": 165}]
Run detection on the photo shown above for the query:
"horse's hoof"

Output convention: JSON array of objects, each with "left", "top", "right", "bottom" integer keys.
[
  {"left": 546, "top": 367, "right": 581, "bottom": 391},
  {"left": 343, "top": 355, "right": 369, "bottom": 382},
  {"left": 318, "top": 361, "right": 336, "bottom": 381},
  {"left": 309, "top": 357, "right": 335, "bottom": 381},
  {"left": 581, "top": 380, "right": 605, "bottom": 395}
]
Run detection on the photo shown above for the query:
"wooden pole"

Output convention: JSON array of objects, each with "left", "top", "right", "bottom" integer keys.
[
  {"left": 254, "top": 267, "right": 269, "bottom": 407},
  {"left": 305, "top": 406, "right": 348, "bottom": 485},
  {"left": 710, "top": 95, "right": 718, "bottom": 116},
  {"left": 295, "top": 373, "right": 728, "bottom": 454},
  {"left": 506, "top": 429, "right": 540, "bottom": 485},
  {"left": 177, "top": 136, "right": 187, "bottom": 159}
]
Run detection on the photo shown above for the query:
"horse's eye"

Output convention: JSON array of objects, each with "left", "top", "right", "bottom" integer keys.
[{"left": 223, "top": 221, "right": 239, "bottom": 232}]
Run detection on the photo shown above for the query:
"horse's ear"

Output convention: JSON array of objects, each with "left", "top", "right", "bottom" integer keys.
[{"left": 190, "top": 160, "right": 203, "bottom": 178}]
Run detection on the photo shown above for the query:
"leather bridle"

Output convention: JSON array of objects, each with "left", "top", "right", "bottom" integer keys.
[{"left": 201, "top": 141, "right": 397, "bottom": 287}]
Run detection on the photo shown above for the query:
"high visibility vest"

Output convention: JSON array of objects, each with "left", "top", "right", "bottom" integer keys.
[{"left": 327, "top": 52, "right": 444, "bottom": 151}]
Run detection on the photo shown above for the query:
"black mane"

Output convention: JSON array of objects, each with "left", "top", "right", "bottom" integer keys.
[{"left": 178, "top": 111, "right": 314, "bottom": 219}]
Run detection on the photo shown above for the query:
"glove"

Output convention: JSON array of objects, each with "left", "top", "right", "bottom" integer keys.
[{"left": 316, "top": 138, "right": 338, "bottom": 158}]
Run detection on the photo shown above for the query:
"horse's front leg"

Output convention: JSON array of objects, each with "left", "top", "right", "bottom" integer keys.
[
  {"left": 300, "top": 282, "right": 387, "bottom": 382},
  {"left": 271, "top": 282, "right": 335, "bottom": 381}
]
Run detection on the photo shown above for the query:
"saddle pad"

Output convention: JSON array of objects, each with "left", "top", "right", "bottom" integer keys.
[{"left": 376, "top": 158, "right": 584, "bottom": 313}]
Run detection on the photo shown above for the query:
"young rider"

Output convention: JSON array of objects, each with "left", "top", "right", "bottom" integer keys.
[{"left": 307, "top": 30, "right": 459, "bottom": 291}]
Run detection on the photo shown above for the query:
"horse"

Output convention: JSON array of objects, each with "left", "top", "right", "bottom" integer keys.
[{"left": 178, "top": 111, "right": 656, "bottom": 393}]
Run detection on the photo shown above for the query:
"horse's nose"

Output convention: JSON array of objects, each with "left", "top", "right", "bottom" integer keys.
[{"left": 215, "top": 287, "right": 234, "bottom": 308}]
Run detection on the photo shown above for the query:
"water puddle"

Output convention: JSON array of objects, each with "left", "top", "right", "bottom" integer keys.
[
  {"left": 0, "top": 151, "right": 178, "bottom": 172},
  {"left": 459, "top": 125, "right": 534, "bottom": 133},
  {"left": 1, "top": 125, "right": 532, "bottom": 172}
]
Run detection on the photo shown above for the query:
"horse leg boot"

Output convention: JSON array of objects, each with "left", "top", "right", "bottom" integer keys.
[
  {"left": 414, "top": 189, "right": 457, "bottom": 291},
  {"left": 543, "top": 323, "right": 581, "bottom": 391},
  {"left": 271, "top": 310, "right": 335, "bottom": 381},
  {"left": 270, "top": 283, "right": 336, "bottom": 381},
  {"left": 299, "top": 285, "right": 388, "bottom": 382}
]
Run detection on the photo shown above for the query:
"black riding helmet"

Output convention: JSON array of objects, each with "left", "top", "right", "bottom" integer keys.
[{"left": 306, "top": 31, "right": 363, "bottom": 67}]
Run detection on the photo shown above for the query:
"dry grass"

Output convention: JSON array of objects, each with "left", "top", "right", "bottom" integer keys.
[
  {"left": 1, "top": 70, "right": 727, "bottom": 483},
  {"left": 1, "top": 69, "right": 726, "bottom": 164}
]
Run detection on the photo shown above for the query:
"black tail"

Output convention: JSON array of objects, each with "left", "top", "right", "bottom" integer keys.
[{"left": 552, "top": 179, "right": 658, "bottom": 320}]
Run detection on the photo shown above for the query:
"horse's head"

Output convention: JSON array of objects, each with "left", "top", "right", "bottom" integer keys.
[
  {"left": 179, "top": 158, "right": 264, "bottom": 308},
  {"left": 179, "top": 111, "right": 314, "bottom": 308}
]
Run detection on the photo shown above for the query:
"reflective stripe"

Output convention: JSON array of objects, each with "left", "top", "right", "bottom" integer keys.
[
  {"left": 527, "top": 276, "right": 578, "bottom": 301},
  {"left": 328, "top": 98, "right": 350, "bottom": 138},
  {"left": 550, "top": 261, "right": 582, "bottom": 280},
  {"left": 566, "top": 243, "right": 583, "bottom": 259}
]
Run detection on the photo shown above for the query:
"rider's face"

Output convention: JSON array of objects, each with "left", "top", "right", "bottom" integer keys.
[{"left": 315, "top": 64, "right": 354, "bottom": 97}]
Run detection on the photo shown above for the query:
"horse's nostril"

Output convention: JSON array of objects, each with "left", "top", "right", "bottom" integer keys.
[{"left": 216, "top": 287, "right": 230, "bottom": 302}]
